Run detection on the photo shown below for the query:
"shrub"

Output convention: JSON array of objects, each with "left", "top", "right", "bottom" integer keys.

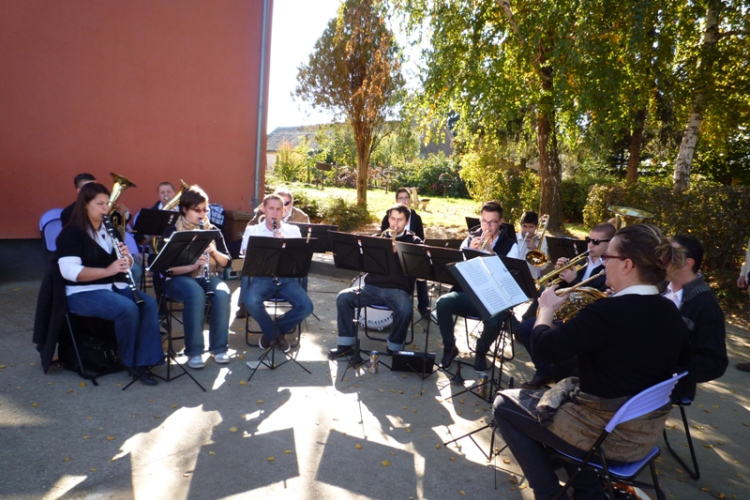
[
  {"left": 394, "top": 152, "right": 469, "bottom": 198},
  {"left": 291, "top": 190, "right": 321, "bottom": 222},
  {"left": 584, "top": 180, "right": 750, "bottom": 306},
  {"left": 318, "top": 196, "right": 375, "bottom": 231},
  {"left": 561, "top": 175, "right": 616, "bottom": 223}
]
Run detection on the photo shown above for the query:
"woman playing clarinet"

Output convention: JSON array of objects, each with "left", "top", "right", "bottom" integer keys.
[
  {"left": 56, "top": 183, "right": 163, "bottom": 386},
  {"left": 160, "top": 185, "right": 231, "bottom": 369}
]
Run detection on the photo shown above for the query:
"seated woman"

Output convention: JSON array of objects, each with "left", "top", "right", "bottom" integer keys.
[
  {"left": 493, "top": 224, "right": 692, "bottom": 500},
  {"left": 161, "top": 185, "right": 231, "bottom": 369},
  {"left": 57, "top": 183, "right": 164, "bottom": 386}
]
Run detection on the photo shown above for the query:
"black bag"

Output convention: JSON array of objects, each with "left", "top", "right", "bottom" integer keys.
[{"left": 58, "top": 316, "right": 124, "bottom": 378}]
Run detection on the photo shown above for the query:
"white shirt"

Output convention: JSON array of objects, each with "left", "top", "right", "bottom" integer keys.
[
  {"left": 663, "top": 282, "right": 684, "bottom": 309},
  {"left": 582, "top": 256, "right": 603, "bottom": 281},
  {"left": 240, "top": 220, "right": 302, "bottom": 254},
  {"left": 612, "top": 284, "right": 659, "bottom": 297},
  {"left": 59, "top": 225, "right": 129, "bottom": 295}
]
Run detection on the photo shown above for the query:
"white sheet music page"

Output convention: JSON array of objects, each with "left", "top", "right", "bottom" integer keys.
[{"left": 456, "top": 256, "right": 528, "bottom": 315}]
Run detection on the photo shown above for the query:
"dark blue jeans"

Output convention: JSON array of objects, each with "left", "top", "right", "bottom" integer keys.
[
  {"left": 336, "top": 284, "right": 412, "bottom": 352},
  {"left": 167, "top": 276, "right": 230, "bottom": 357},
  {"left": 243, "top": 277, "right": 313, "bottom": 342},
  {"left": 66, "top": 286, "right": 164, "bottom": 368},
  {"left": 493, "top": 393, "right": 605, "bottom": 500},
  {"left": 435, "top": 290, "right": 504, "bottom": 353}
]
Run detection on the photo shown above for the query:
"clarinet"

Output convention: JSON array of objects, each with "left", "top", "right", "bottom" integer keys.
[
  {"left": 199, "top": 220, "right": 215, "bottom": 297},
  {"left": 102, "top": 214, "right": 144, "bottom": 305}
]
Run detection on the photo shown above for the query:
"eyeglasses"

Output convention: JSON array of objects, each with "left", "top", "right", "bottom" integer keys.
[
  {"left": 283, "top": 201, "right": 292, "bottom": 206},
  {"left": 190, "top": 207, "right": 209, "bottom": 214},
  {"left": 396, "top": 197, "right": 410, "bottom": 201},
  {"left": 601, "top": 254, "right": 627, "bottom": 262},
  {"left": 586, "top": 237, "right": 611, "bottom": 246},
  {"left": 481, "top": 219, "right": 501, "bottom": 225}
]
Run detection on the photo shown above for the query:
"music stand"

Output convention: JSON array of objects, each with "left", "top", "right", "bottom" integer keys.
[
  {"left": 423, "top": 238, "right": 463, "bottom": 249},
  {"left": 287, "top": 222, "right": 339, "bottom": 253},
  {"left": 395, "top": 242, "right": 464, "bottom": 384},
  {"left": 328, "top": 231, "right": 396, "bottom": 378},
  {"left": 133, "top": 209, "right": 178, "bottom": 239},
  {"left": 242, "top": 237, "right": 315, "bottom": 382},
  {"left": 465, "top": 216, "right": 479, "bottom": 231},
  {"left": 546, "top": 236, "right": 587, "bottom": 263},
  {"left": 145, "top": 229, "right": 221, "bottom": 392}
]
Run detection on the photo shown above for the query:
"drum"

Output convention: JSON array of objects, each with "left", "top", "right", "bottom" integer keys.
[{"left": 357, "top": 307, "right": 393, "bottom": 330}]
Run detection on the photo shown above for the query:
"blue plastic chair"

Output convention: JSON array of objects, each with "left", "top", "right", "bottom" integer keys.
[
  {"left": 39, "top": 208, "right": 63, "bottom": 253},
  {"left": 551, "top": 371, "right": 688, "bottom": 500}
]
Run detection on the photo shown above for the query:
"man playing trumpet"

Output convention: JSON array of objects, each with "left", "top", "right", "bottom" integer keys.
[
  {"left": 329, "top": 204, "right": 423, "bottom": 358},
  {"left": 437, "top": 201, "right": 518, "bottom": 371}
]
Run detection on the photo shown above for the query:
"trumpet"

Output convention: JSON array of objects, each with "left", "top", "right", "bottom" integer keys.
[
  {"left": 525, "top": 214, "right": 550, "bottom": 267},
  {"left": 379, "top": 227, "right": 398, "bottom": 243},
  {"left": 102, "top": 214, "right": 144, "bottom": 305},
  {"left": 535, "top": 250, "right": 590, "bottom": 290},
  {"left": 199, "top": 219, "right": 215, "bottom": 297},
  {"left": 469, "top": 226, "right": 493, "bottom": 251}
]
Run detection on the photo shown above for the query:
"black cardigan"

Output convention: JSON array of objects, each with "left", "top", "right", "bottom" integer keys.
[
  {"left": 532, "top": 294, "right": 692, "bottom": 399},
  {"left": 56, "top": 224, "right": 127, "bottom": 287}
]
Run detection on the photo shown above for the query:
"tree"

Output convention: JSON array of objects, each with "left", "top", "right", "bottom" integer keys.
[{"left": 296, "top": 0, "right": 405, "bottom": 208}]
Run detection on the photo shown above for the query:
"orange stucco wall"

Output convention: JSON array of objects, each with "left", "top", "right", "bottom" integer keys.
[{"left": 0, "top": 0, "right": 271, "bottom": 239}]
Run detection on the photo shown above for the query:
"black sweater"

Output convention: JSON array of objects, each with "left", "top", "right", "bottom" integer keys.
[
  {"left": 364, "top": 230, "right": 423, "bottom": 294},
  {"left": 532, "top": 294, "right": 692, "bottom": 399},
  {"left": 56, "top": 224, "right": 125, "bottom": 287}
]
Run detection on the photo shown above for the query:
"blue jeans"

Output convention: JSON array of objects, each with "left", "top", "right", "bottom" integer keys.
[
  {"left": 435, "top": 291, "right": 504, "bottom": 353},
  {"left": 167, "top": 276, "right": 230, "bottom": 357},
  {"left": 493, "top": 393, "right": 605, "bottom": 500},
  {"left": 66, "top": 286, "right": 164, "bottom": 368},
  {"left": 238, "top": 275, "right": 309, "bottom": 304},
  {"left": 243, "top": 277, "right": 313, "bottom": 342},
  {"left": 336, "top": 284, "right": 412, "bottom": 352}
]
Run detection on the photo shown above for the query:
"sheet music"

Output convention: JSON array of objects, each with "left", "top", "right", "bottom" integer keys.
[{"left": 454, "top": 257, "right": 528, "bottom": 315}]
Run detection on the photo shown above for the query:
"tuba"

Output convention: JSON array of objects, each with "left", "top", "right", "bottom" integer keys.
[
  {"left": 525, "top": 214, "right": 550, "bottom": 267},
  {"left": 151, "top": 180, "right": 189, "bottom": 253},
  {"left": 608, "top": 206, "right": 654, "bottom": 231},
  {"left": 107, "top": 172, "right": 137, "bottom": 239}
]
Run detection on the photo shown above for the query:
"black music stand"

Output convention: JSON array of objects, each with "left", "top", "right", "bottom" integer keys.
[
  {"left": 133, "top": 209, "right": 178, "bottom": 239},
  {"left": 328, "top": 231, "right": 396, "bottom": 378},
  {"left": 242, "top": 237, "right": 315, "bottom": 382},
  {"left": 144, "top": 229, "right": 221, "bottom": 392},
  {"left": 287, "top": 222, "right": 339, "bottom": 253},
  {"left": 395, "top": 242, "right": 464, "bottom": 384},
  {"left": 546, "top": 236, "right": 587, "bottom": 263},
  {"left": 424, "top": 238, "right": 463, "bottom": 249}
]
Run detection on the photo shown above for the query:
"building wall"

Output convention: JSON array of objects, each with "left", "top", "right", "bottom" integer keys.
[{"left": 0, "top": 0, "right": 271, "bottom": 239}]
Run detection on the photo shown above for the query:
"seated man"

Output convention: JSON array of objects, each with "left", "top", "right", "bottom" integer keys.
[
  {"left": 240, "top": 194, "right": 314, "bottom": 352},
  {"left": 437, "top": 201, "right": 518, "bottom": 372},
  {"left": 512, "top": 211, "right": 547, "bottom": 320},
  {"left": 330, "top": 204, "right": 423, "bottom": 358},
  {"left": 380, "top": 187, "right": 429, "bottom": 318},
  {"left": 665, "top": 234, "right": 728, "bottom": 396},
  {"left": 517, "top": 221, "right": 615, "bottom": 389},
  {"left": 237, "top": 187, "right": 310, "bottom": 318},
  {"left": 61, "top": 173, "right": 97, "bottom": 226},
  {"left": 152, "top": 181, "right": 177, "bottom": 210}
]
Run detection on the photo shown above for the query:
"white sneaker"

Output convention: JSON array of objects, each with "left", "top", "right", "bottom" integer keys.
[
  {"left": 187, "top": 355, "right": 205, "bottom": 369},
  {"left": 258, "top": 336, "right": 272, "bottom": 350},
  {"left": 214, "top": 352, "right": 230, "bottom": 364}
]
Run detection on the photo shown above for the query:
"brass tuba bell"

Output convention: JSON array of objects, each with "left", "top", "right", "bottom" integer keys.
[
  {"left": 107, "top": 172, "right": 137, "bottom": 239},
  {"left": 608, "top": 206, "right": 654, "bottom": 231}
]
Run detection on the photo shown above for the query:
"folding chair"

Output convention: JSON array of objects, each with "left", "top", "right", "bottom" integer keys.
[
  {"left": 550, "top": 371, "right": 688, "bottom": 500},
  {"left": 663, "top": 397, "right": 700, "bottom": 479}
]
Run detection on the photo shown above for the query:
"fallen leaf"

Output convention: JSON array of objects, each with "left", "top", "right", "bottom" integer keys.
[
  {"left": 355, "top": 443, "right": 363, "bottom": 449},
  {"left": 239, "top": 380, "right": 247, "bottom": 385},
  {"left": 435, "top": 444, "right": 441, "bottom": 449},
  {"left": 458, "top": 491, "right": 465, "bottom": 496},
  {"left": 106, "top": 436, "right": 115, "bottom": 441},
  {"left": 90, "top": 468, "right": 97, "bottom": 472},
  {"left": 83, "top": 435, "right": 89, "bottom": 439},
  {"left": 31, "top": 403, "right": 38, "bottom": 407},
  {"left": 381, "top": 460, "right": 390, "bottom": 466},
  {"left": 284, "top": 450, "right": 292, "bottom": 454},
  {"left": 450, "top": 457, "right": 456, "bottom": 461},
  {"left": 79, "top": 382, "right": 87, "bottom": 387},
  {"left": 406, "top": 428, "right": 412, "bottom": 433},
  {"left": 503, "top": 459, "right": 511, "bottom": 464},
  {"left": 171, "top": 404, "right": 178, "bottom": 408},
  {"left": 209, "top": 451, "right": 216, "bottom": 456},
  {"left": 256, "top": 400, "right": 264, "bottom": 404},
  {"left": 63, "top": 457, "right": 71, "bottom": 462},
  {"left": 229, "top": 427, "right": 238, "bottom": 432},
  {"left": 268, "top": 457, "right": 275, "bottom": 462}
]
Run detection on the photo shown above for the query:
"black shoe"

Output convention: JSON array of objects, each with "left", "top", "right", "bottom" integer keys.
[
  {"left": 418, "top": 307, "right": 430, "bottom": 319},
  {"left": 737, "top": 362, "right": 750, "bottom": 372},
  {"left": 235, "top": 303, "right": 247, "bottom": 319},
  {"left": 139, "top": 373, "right": 158, "bottom": 386},
  {"left": 440, "top": 346, "right": 459, "bottom": 369},
  {"left": 473, "top": 351, "right": 488, "bottom": 372},
  {"left": 328, "top": 345, "right": 353, "bottom": 360},
  {"left": 521, "top": 373, "right": 554, "bottom": 390}
]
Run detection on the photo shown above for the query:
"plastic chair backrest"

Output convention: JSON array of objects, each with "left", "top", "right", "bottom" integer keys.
[
  {"left": 39, "top": 208, "right": 63, "bottom": 231},
  {"left": 42, "top": 219, "right": 63, "bottom": 252},
  {"left": 124, "top": 231, "right": 139, "bottom": 256},
  {"left": 604, "top": 372, "right": 687, "bottom": 433}
]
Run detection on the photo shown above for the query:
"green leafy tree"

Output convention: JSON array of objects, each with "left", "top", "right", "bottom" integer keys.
[{"left": 296, "top": 0, "right": 405, "bottom": 209}]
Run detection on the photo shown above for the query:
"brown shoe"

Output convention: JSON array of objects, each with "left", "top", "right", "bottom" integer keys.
[
  {"left": 736, "top": 362, "right": 750, "bottom": 372},
  {"left": 276, "top": 333, "right": 291, "bottom": 353},
  {"left": 235, "top": 303, "right": 247, "bottom": 319}
]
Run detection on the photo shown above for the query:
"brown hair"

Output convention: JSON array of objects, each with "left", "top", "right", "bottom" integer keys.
[
  {"left": 615, "top": 224, "right": 686, "bottom": 286},
  {"left": 69, "top": 182, "right": 110, "bottom": 234},
  {"left": 480, "top": 201, "right": 503, "bottom": 219},
  {"left": 262, "top": 193, "right": 285, "bottom": 208},
  {"left": 178, "top": 185, "right": 209, "bottom": 215},
  {"left": 395, "top": 187, "right": 411, "bottom": 200},
  {"left": 592, "top": 222, "right": 616, "bottom": 239},
  {"left": 388, "top": 203, "right": 411, "bottom": 222}
]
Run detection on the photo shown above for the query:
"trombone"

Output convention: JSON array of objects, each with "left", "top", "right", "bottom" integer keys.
[{"left": 534, "top": 250, "right": 590, "bottom": 290}]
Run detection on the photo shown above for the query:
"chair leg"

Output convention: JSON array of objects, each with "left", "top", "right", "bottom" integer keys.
[
  {"left": 64, "top": 314, "right": 99, "bottom": 386},
  {"left": 649, "top": 460, "right": 665, "bottom": 500},
  {"left": 663, "top": 403, "right": 700, "bottom": 479}
]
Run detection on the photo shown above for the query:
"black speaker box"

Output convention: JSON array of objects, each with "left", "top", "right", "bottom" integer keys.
[{"left": 390, "top": 351, "right": 436, "bottom": 374}]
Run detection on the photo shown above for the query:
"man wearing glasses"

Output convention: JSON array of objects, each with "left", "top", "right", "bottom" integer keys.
[
  {"left": 436, "top": 201, "right": 518, "bottom": 372},
  {"left": 381, "top": 188, "right": 429, "bottom": 318},
  {"left": 247, "top": 187, "right": 310, "bottom": 226},
  {"left": 517, "top": 221, "right": 615, "bottom": 389}
]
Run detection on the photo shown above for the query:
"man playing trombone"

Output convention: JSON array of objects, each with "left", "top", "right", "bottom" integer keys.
[{"left": 437, "top": 201, "right": 518, "bottom": 372}]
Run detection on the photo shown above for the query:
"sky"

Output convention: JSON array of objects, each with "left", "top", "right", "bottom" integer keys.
[{"left": 266, "top": 0, "right": 342, "bottom": 132}]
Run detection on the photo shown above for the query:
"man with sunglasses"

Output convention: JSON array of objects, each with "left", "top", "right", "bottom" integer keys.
[
  {"left": 517, "top": 222, "right": 615, "bottom": 389},
  {"left": 247, "top": 187, "right": 310, "bottom": 226}
]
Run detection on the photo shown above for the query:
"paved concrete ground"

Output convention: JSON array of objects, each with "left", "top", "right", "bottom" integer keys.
[{"left": 2, "top": 261, "right": 750, "bottom": 500}]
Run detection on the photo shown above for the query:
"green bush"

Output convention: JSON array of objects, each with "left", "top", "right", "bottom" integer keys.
[
  {"left": 561, "top": 175, "right": 616, "bottom": 223},
  {"left": 394, "top": 152, "right": 469, "bottom": 198},
  {"left": 291, "top": 190, "right": 321, "bottom": 222},
  {"left": 584, "top": 180, "right": 750, "bottom": 306},
  {"left": 318, "top": 196, "right": 375, "bottom": 231}
]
